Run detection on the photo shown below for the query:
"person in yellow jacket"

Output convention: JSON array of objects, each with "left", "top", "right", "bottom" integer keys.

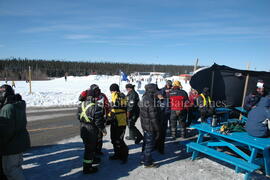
[
  {"left": 108, "top": 83, "right": 129, "bottom": 164},
  {"left": 197, "top": 87, "right": 214, "bottom": 122}
]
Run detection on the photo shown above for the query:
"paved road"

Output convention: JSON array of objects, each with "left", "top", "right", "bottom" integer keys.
[{"left": 26, "top": 107, "right": 80, "bottom": 147}]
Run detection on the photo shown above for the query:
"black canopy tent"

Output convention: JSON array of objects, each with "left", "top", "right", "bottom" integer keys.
[{"left": 190, "top": 63, "right": 270, "bottom": 107}]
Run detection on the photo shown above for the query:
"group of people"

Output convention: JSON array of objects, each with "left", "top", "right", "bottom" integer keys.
[
  {"left": 2, "top": 78, "right": 267, "bottom": 179},
  {"left": 77, "top": 79, "right": 216, "bottom": 172}
]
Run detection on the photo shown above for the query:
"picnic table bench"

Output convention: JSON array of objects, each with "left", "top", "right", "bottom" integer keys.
[{"left": 186, "top": 123, "right": 270, "bottom": 180}]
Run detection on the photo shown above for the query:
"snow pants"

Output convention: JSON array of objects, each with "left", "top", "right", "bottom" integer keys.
[
  {"left": 110, "top": 123, "right": 128, "bottom": 161},
  {"left": 2, "top": 153, "right": 25, "bottom": 180},
  {"left": 156, "top": 112, "right": 170, "bottom": 154},
  {"left": 170, "top": 110, "right": 187, "bottom": 138},
  {"left": 96, "top": 130, "right": 103, "bottom": 154},
  {"left": 141, "top": 131, "right": 156, "bottom": 166},
  {"left": 127, "top": 112, "right": 143, "bottom": 140},
  {"left": 80, "top": 124, "right": 98, "bottom": 164}
]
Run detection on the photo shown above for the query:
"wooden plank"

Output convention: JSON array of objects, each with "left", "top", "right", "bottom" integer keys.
[{"left": 186, "top": 142, "right": 260, "bottom": 172}]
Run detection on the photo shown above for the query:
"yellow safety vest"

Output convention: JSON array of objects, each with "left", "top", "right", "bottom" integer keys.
[
  {"left": 200, "top": 93, "right": 211, "bottom": 107},
  {"left": 80, "top": 102, "right": 95, "bottom": 122},
  {"left": 110, "top": 92, "right": 127, "bottom": 126}
]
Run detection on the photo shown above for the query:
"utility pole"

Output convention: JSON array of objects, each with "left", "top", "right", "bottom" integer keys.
[{"left": 29, "top": 66, "right": 32, "bottom": 94}]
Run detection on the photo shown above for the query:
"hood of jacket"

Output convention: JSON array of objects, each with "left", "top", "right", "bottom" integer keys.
[{"left": 145, "top": 83, "right": 158, "bottom": 94}]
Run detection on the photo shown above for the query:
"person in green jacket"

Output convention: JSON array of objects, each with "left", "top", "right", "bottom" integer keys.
[{"left": 0, "top": 84, "right": 30, "bottom": 180}]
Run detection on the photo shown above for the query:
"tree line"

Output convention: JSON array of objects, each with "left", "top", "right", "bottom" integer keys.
[{"left": 0, "top": 58, "right": 197, "bottom": 80}]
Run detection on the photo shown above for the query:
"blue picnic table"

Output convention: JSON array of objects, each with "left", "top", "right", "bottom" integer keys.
[
  {"left": 234, "top": 107, "right": 248, "bottom": 122},
  {"left": 234, "top": 107, "right": 247, "bottom": 114},
  {"left": 186, "top": 123, "right": 270, "bottom": 180}
]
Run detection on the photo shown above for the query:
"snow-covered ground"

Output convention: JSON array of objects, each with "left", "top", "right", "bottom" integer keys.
[
  {"left": 23, "top": 126, "right": 246, "bottom": 180},
  {"left": 5, "top": 75, "right": 191, "bottom": 107}
]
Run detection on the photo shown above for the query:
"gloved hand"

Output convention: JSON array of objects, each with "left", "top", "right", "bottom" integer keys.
[{"left": 101, "top": 128, "right": 107, "bottom": 136}]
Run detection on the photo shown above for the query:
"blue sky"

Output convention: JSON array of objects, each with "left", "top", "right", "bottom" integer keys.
[{"left": 0, "top": 0, "right": 269, "bottom": 71}]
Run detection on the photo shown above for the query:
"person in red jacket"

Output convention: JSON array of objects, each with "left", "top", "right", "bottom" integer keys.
[
  {"left": 169, "top": 80, "right": 189, "bottom": 139},
  {"left": 79, "top": 84, "right": 110, "bottom": 155}
]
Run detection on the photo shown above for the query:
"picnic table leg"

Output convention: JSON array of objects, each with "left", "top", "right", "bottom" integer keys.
[
  {"left": 263, "top": 148, "right": 270, "bottom": 176},
  {"left": 235, "top": 147, "right": 257, "bottom": 179},
  {"left": 191, "top": 131, "right": 204, "bottom": 160},
  {"left": 243, "top": 148, "right": 258, "bottom": 180}
]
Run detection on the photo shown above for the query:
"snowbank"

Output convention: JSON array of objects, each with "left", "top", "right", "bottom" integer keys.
[{"left": 5, "top": 75, "right": 191, "bottom": 108}]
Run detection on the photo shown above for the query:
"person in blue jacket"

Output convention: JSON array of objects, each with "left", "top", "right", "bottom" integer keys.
[{"left": 246, "top": 96, "right": 270, "bottom": 138}]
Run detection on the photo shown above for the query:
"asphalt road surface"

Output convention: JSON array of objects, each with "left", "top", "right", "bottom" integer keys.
[{"left": 27, "top": 107, "right": 80, "bottom": 147}]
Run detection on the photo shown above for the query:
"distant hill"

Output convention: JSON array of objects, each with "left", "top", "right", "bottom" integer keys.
[{"left": 0, "top": 58, "right": 199, "bottom": 80}]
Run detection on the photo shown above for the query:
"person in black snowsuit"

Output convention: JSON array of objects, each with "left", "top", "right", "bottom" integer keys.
[
  {"left": 125, "top": 84, "right": 143, "bottom": 144},
  {"left": 140, "top": 83, "right": 161, "bottom": 168},
  {"left": 160, "top": 80, "right": 172, "bottom": 134},
  {"left": 244, "top": 80, "right": 268, "bottom": 113},
  {"left": 155, "top": 92, "right": 169, "bottom": 154},
  {"left": 77, "top": 86, "right": 107, "bottom": 174},
  {"left": 243, "top": 90, "right": 261, "bottom": 113},
  {"left": 78, "top": 85, "right": 110, "bottom": 156}
]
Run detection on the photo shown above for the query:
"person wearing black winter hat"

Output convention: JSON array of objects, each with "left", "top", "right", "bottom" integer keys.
[
  {"left": 0, "top": 84, "right": 30, "bottom": 180},
  {"left": 109, "top": 83, "right": 120, "bottom": 92},
  {"left": 125, "top": 84, "right": 143, "bottom": 144},
  {"left": 108, "top": 83, "right": 129, "bottom": 163}
]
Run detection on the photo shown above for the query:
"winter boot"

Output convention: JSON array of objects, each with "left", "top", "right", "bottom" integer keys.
[
  {"left": 144, "top": 163, "right": 160, "bottom": 168},
  {"left": 93, "top": 157, "right": 101, "bottom": 164},
  {"left": 109, "top": 154, "right": 120, "bottom": 160},
  {"left": 83, "top": 162, "right": 98, "bottom": 174}
]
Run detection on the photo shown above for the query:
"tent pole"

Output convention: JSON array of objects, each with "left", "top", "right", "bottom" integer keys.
[
  {"left": 241, "top": 74, "right": 250, "bottom": 107},
  {"left": 239, "top": 63, "right": 250, "bottom": 120},
  {"left": 241, "top": 63, "right": 250, "bottom": 107}
]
